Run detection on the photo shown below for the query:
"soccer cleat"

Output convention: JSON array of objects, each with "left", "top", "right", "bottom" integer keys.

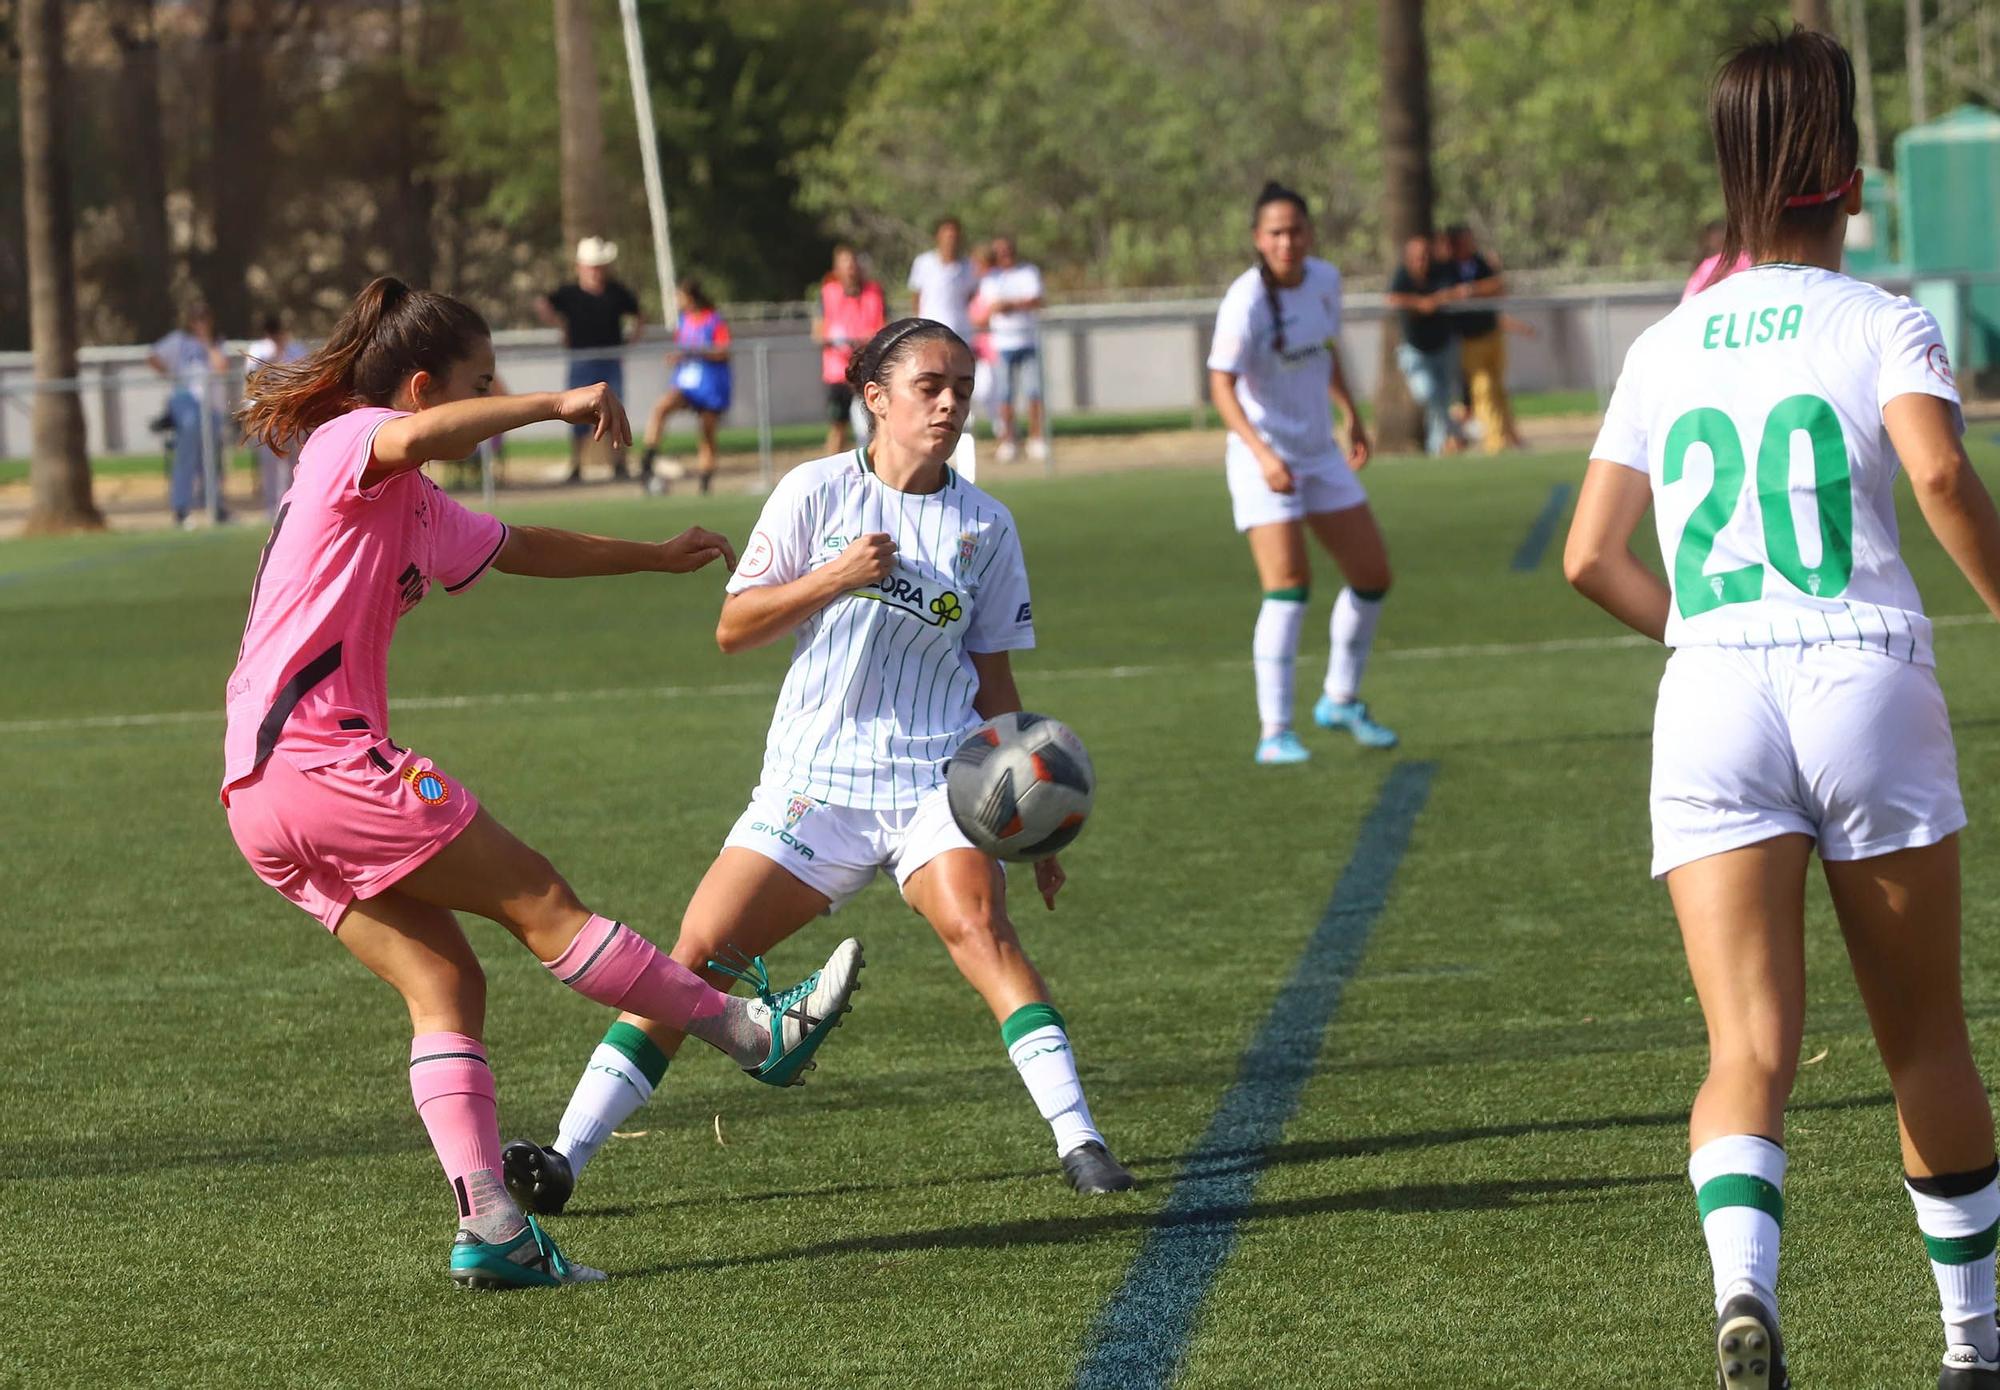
[
  {"left": 448, "top": 1214, "right": 606, "bottom": 1290},
  {"left": 708, "top": 938, "right": 864, "bottom": 1087},
  {"left": 1714, "top": 1289, "right": 1789, "bottom": 1390},
  {"left": 1062, "top": 1141, "right": 1136, "bottom": 1195},
  {"left": 500, "top": 1140, "right": 574, "bottom": 1217},
  {"left": 996, "top": 439, "right": 1020, "bottom": 464},
  {"left": 1313, "top": 695, "right": 1399, "bottom": 749},
  {"left": 1254, "top": 731, "right": 1310, "bottom": 765},
  {"left": 1941, "top": 1344, "right": 2000, "bottom": 1389}
]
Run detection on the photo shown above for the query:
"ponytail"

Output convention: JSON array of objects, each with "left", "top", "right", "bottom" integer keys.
[
  {"left": 241, "top": 276, "right": 489, "bottom": 452},
  {"left": 1251, "top": 180, "right": 1310, "bottom": 357}
]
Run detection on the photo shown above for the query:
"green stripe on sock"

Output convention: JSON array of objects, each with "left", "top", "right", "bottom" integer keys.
[
  {"left": 1924, "top": 1222, "right": 2000, "bottom": 1265},
  {"left": 1001, "top": 1002, "right": 1067, "bottom": 1049},
  {"left": 601, "top": 1021, "right": 670, "bottom": 1088},
  {"left": 1697, "top": 1173, "right": 1785, "bottom": 1227},
  {"left": 1264, "top": 587, "right": 1308, "bottom": 603}
]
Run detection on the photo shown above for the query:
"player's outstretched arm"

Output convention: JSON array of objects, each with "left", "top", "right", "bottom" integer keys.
[
  {"left": 367, "top": 384, "right": 629, "bottom": 485},
  {"left": 715, "top": 532, "right": 896, "bottom": 652},
  {"left": 495, "top": 525, "right": 735, "bottom": 580},
  {"left": 1890, "top": 393, "right": 2000, "bottom": 624},
  {"left": 1564, "top": 458, "right": 1669, "bottom": 641}
]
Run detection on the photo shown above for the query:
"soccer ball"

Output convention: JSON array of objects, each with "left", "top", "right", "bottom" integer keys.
[{"left": 945, "top": 712, "right": 1096, "bottom": 862}]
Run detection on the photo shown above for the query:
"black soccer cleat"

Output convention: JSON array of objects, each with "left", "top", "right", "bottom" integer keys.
[
  {"left": 1715, "top": 1290, "right": 1790, "bottom": 1390},
  {"left": 1061, "top": 1141, "right": 1136, "bottom": 1195},
  {"left": 1940, "top": 1343, "right": 2000, "bottom": 1390},
  {"left": 501, "top": 1140, "right": 575, "bottom": 1217}
]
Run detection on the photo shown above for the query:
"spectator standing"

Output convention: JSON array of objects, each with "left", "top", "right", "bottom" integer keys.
[
  {"left": 149, "top": 302, "right": 231, "bottom": 527},
  {"left": 638, "top": 279, "right": 732, "bottom": 495},
  {"left": 538, "top": 237, "right": 640, "bottom": 483},
  {"left": 980, "top": 235, "right": 1048, "bottom": 463},
  {"left": 244, "top": 316, "right": 309, "bottom": 511},
  {"left": 906, "top": 216, "right": 980, "bottom": 343},
  {"left": 1682, "top": 220, "right": 1754, "bottom": 301},
  {"left": 1384, "top": 235, "right": 1466, "bottom": 457},
  {"left": 1445, "top": 224, "right": 1520, "bottom": 453},
  {"left": 814, "top": 245, "right": 887, "bottom": 454}
]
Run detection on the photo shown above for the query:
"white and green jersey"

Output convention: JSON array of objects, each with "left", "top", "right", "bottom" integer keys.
[
  {"left": 727, "top": 450, "right": 1035, "bottom": 809},
  {"left": 1592, "top": 264, "right": 1963, "bottom": 665}
]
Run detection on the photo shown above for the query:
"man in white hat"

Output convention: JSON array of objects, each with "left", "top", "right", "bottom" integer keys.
[{"left": 538, "top": 236, "right": 641, "bottom": 483}]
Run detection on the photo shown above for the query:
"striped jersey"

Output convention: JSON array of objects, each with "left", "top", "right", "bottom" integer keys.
[
  {"left": 1592, "top": 265, "right": 1963, "bottom": 666},
  {"left": 727, "top": 450, "right": 1035, "bottom": 808}
]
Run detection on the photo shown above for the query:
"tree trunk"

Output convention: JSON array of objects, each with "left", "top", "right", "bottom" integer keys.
[
  {"left": 391, "top": 0, "right": 438, "bottom": 286},
  {"left": 555, "top": 0, "right": 609, "bottom": 256},
  {"left": 1792, "top": 0, "right": 1836, "bottom": 33},
  {"left": 19, "top": 0, "right": 103, "bottom": 534},
  {"left": 199, "top": 0, "right": 275, "bottom": 335},
  {"left": 1374, "top": 0, "right": 1434, "bottom": 454},
  {"left": 106, "top": 0, "right": 175, "bottom": 341}
]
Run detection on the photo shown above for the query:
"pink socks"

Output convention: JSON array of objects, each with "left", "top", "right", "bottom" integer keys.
[
  {"left": 545, "top": 915, "right": 728, "bottom": 1029},
  {"left": 408, "top": 1033, "right": 519, "bottom": 1240}
]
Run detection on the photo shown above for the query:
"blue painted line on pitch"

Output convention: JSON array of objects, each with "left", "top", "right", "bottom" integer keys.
[
  {"left": 1072, "top": 760, "right": 1436, "bottom": 1390},
  {"left": 1510, "top": 482, "right": 1573, "bottom": 572}
]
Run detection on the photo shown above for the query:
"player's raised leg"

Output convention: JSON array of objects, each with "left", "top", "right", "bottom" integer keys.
[
  {"left": 1826, "top": 839, "right": 2000, "bottom": 1388},
  {"left": 1244, "top": 521, "right": 1312, "bottom": 765},
  {"left": 902, "top": 848, "right": 1132, "bottom": 1194},
  {"left": 1668, "top": 836, "right": 1809, "bottom": 1389},
  {"left": 334, "top": 889, "right": 606, "bottom": 1288},
  {"left": 1306, "top": 502, "right": 1398, "bottom": 749},
  {"left": 510, "top": 847, "right": 837, "bottom": 1213}
]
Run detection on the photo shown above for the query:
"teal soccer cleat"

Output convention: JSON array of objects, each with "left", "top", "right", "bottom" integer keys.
[
  {"left": 448, "top": 1214, "right": 606, "bottom": 1290},
  {"left": 1254, "top": 731, "right": 1310, "bottom": 765},
  {"left": 709, "top": 937, "right": 863, "bottom": 1087},
  {"left": 1313, "top": 695, "right": 1399, "bottom": 749}
]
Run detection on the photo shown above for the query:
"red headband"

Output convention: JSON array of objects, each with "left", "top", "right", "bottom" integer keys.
[{"left": 1783, "top": 168, "right": 1861, "bottom": 209}]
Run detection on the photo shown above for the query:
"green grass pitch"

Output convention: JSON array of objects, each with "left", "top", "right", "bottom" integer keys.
[{"left": 8, "top": 437, "right": 2000, "bottom": 1386}]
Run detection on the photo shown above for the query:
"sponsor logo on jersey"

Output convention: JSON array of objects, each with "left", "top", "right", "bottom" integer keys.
[
  {"left": 403, "top": 765, "right": 450, "bottom": 806},
  {"left": 1928, "top": 343, "right": 1956, "bottom": 388},
  {"left": 1016, "top": 601, "right": 1033, "bottom": 624},
  {"left": 851, "top": 573, "right": 965, "bottom": 626}
]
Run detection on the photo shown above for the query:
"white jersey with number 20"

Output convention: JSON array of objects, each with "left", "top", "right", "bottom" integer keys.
[
  {"left": 1591, "top": 264, "right": 1962, "bottom": 666},
  {"left": 727, "top": 450, "right": 1035, "bottom": 810}
]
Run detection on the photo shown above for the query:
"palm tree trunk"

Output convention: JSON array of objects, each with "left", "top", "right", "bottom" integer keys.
[
  {"left": 1374, "top": 0, "right": 1435, "bottom": 454},
  {"left": 555, "top": 0, "right": 609, "bottom": 256},
  {"left": 19, "top": 0, "right": 103, "bottom": 534}
]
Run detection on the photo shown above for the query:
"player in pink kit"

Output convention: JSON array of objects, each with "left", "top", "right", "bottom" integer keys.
[{"left": 226, "top": 276, "right": 863, "bottom": 1289}]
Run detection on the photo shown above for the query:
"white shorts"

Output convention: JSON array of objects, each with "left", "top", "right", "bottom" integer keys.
[
  {"left": 1650, "top": 645, "right": 1965, "bottom": 878},
  {"left": 1224, "top": 434, "right": 1367, "bottom": 532},
  {"left": 721, "top": 783, "right": 982, "bottom": 911}
]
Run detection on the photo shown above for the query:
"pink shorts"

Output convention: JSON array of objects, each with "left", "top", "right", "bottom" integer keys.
[{"left": 223, "top": 742, "right": 480, "bottom": 931}]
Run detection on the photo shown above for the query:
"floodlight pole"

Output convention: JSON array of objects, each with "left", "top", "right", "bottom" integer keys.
[{"left": 619, "top": 0, "right": 679, "bottom": 332}]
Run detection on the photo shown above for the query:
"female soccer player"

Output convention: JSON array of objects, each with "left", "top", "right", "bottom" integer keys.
[
  {"left": 638, "top": 279, "right": 732, "bottom": 494},
  {"left": 1208, "top": 181, "right": 1394, "bottom": 764},
  {"left": 1565, "top": 29, "right": 2000, "bottom": 1390},
  {"left": 503, "top": 318, "right": 1134, "bottom": 1214},
  {"left": 226, "top": 276, "right": 861, "bottom": 1290}
]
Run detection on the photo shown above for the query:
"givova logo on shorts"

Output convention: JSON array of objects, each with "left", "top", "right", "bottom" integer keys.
[{"left": 750, "top": 794, "right": 819, "bottom": 859}]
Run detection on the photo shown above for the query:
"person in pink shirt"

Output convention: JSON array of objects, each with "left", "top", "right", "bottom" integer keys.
[
  {"left": 1683, "top": 220, "right": 1755, "bottom": 300},
  {"left": 228, "top": 275, "right": 864, "bottom": 1290},
  {"left": 813, "top": 245, "right": 887, "bottom": 453}
]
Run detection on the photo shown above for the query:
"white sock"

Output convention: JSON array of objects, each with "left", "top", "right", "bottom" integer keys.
[
  {"left": 1253, "top": 593, "right": 1308, "bottom": 736},
  {"left": 1006, "top": 1014, "right": 1102, "bottom": 1158},
  {"left": 1690, "top": 1134, "right": 1786, "bottom": 1316},
  {"left": 553, "top": 1025, "right": 667, "bottom": 1178},
  {"left": 1907, "top": 1164, "right": 2000, "bottom": 1359},
  {"left": 1324, "top": 587, "right": 1384, "bottom": 703}
]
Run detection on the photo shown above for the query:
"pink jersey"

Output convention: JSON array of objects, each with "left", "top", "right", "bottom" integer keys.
[
  {"left": 819, "top": 278, "right": 887, "bottom": 384},
  {"left": 221, "top": 406, "right": 508, "bottom": 792},
  {"left": 1682, "top": 251, "right": 1753, "bottom": 301}
]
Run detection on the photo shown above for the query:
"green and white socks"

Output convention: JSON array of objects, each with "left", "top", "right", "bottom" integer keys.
[
  {"left": 1907, "top": 1160, "right": 2000, "bottom": 1362},
  {"left": 1003, "top": 1003, "right": 1103, "bottom": 1158},
  {"left": 553, "top": 1021, "right": 670, "bottom": 1178},
  {"left": 1690, "top": 1134, "right": 1786, "bottom": 1316}
]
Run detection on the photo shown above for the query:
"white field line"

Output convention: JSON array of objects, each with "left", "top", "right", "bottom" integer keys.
[{"left": 4, "top": 615, "right": 1990, "bottom": 738}]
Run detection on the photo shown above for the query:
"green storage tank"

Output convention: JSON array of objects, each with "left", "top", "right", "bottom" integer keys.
[{"left": 1896, "top": 104, "right": 2000, "bottom": 374}]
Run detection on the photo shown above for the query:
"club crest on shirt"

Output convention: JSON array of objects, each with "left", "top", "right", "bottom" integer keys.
[
  {"left": 403, "top": 765, "right": 450, "bottom": 806},
  {"left": 784, "top": 794, "right": 816, "bottom": 830},
  {"left": 954, "top": 530, "right": 981, "bottom": 579}
]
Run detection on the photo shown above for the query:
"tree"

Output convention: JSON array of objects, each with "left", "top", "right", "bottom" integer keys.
[
  {"left": 1374, "top": 0, "right": 1433, "bottom": 453},
  {"left": 554, "top": 0, "right": 608, "bottom": 254},
  {"left": 1792, "top": 0, "right": 1834, "bottom": 33},
  {"left": 101, "top": 0, "right": 173, "bottom": 339},
  {"left": 18, "top": 0, "right": 103, "bottom": 533}
]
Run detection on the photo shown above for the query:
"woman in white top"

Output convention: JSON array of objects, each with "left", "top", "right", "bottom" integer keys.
[
  {"left": 1208, "top": 182, "right": 1394, "bottom": 764},
  {"left": 1566, "top": 28, "right": 2000, "bottom": 1390},
  {"left": 507, "top": 318, "right": 1134, "bottom": 1213}
]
